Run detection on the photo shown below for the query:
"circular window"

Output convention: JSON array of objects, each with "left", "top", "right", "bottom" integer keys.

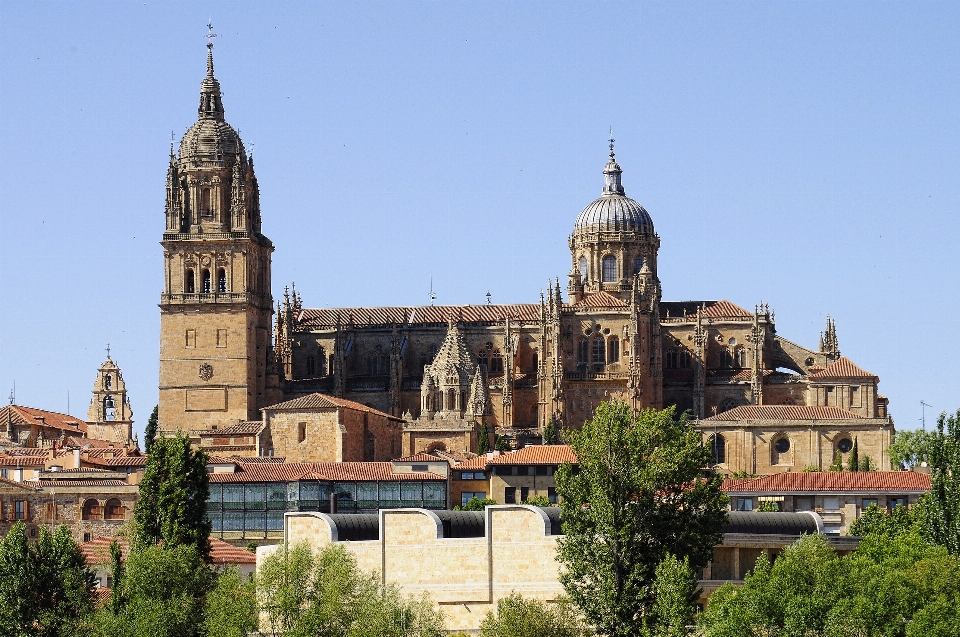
[
  {"left": 837, "top": 438, "right": 853, "bottom": 453},
  {"left": 728, "top": 338, "right": 737, "bottom": 346},
  {"left": 775, "top": 438, "right": 790, "bottom": 453},
  {"left": 603, "top": 328, "right": 610, "bottom": 335}
]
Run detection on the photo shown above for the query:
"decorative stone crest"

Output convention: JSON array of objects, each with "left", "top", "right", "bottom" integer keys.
[{"left": 199, "top": 363, "right": 214, "bottom": 380}]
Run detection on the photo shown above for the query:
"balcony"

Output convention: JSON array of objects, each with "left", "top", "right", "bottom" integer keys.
[{"left": 564, "top": 371, "right": 629, "bottom": 381}]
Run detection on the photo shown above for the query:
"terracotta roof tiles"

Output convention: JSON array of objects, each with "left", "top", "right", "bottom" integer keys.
[
  {"left": 262, "top": 393, "right": 401, "bottom": 421},
  {"left": 808, "top": 357, "right": 877, "bottom": 380},
  {"left": 486, "top": 445, "right": 578, "bottom": 466},
  {"left": 572, "top": 291, "right": 627, "bottom": 309},
  {"left": 82, "top": 537, "right": 255, "bottom": 566},
  {"left": 0, "top": 405, "right": 87, "bottom": 433},
  {"left": 198, "top": 422, "right": 263, "bottom": 436},
  {"left": 453, "top": 455, "right": 489, "bottom": 470},
  {"left": 704, "top": 405, "right": 864, "bottom": 421},
  {"left": 661, "top": 300, "right": 753, "bottom": 320},
  {"left": 394, "top": 452, "right": 442, "bottom": 462},
  {"left": 300, "top": 304, "right": 542, "bottom": 330},
  {"left": 722, "top": 471, "right": 931, "bottom": 493},
  {"left": 208, "top": 461, "right": 445, "bottom": 483}
]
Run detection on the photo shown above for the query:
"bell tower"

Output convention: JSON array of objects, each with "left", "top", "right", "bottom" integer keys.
[
  {"left": 86, "top": 348, "right": 134, "bottom": 444},
  {"left": 158, "top": 37, "right": 274, "bottom": 435}
]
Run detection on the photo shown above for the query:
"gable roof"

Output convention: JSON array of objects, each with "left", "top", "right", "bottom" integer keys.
[
  {"left": 703, "top": 405, "right": 864, "bottom": 421},
  {"left": 808, "top": 357, "right": 877, "bottom": 380},
  {"left": 0, "top": 405, "right": 88, "bottom": 433},
  {"left": 262, "top": 393, "right": 401, "bottom": 420},
  {"left": 299, "top": 304, "right": 542, "bottom": 330},
  {"left": 722, "top": 471, "right": 931, "bottom": 493},
  {"left": 208, "top": 460, "right": 445, "bottom": 483},
  {"left": 486, "top": 445, "right": 578, "bottom": 466},
  {"left": 572, "top": 291, "right": 627, "bottom": 309},
  {"left": 661, "top": 300, "right": 753, "bottom": 320},
  {"left": 197, "top": 421, "right": 264, "bottom": 436},
  {"left": 394, "top": 452, "right": 443, "bottom": 463}
]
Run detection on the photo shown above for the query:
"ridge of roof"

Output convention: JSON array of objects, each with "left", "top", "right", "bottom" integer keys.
[
  {"left": 486, "top": 445, "right": 578, "bottom": 465},
  {"left": 703, "top": 405, "right": 865, "bottom": 421},
  {"left": 808, "top": 357, "right": 877, "bottom": 379},
  {"left": 262, "top": 393, "right": 400, "bottom": 420},
  {"left": 722, "top": 471, "right": 931, "bottom": 493},
  {"left": 0, "top": 405, "right": 88, "bottom": 433}
]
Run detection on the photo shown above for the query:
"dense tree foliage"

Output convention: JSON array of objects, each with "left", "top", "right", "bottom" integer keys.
[
  {"left": 888, "top": 429, "right": 937, "bottom": 469},
  {"left": 134, "top": 433, "right": 211, "bottom": 560},
  {"left": 144, "top": 405, "right": 159, "bottom": 453},
  {"left": 0, "top": 522, "right": 96, "bottom": 637},
  {"left": 647, "top": 554, "right": 698, "bottom": 637},
  {"left": 455, "top": 496, "right": 498, "bottom": 511},
  {"left": 555, "top": 401, "right": 727, "bottom": 637},
  {"left": 543, "top": 419, "right": 560, "bottom": 445},
  {"left": 926, "top": 409, "right": 960, "bottom": 555},
  {"left": 478, "top": 593, "right": 591, "bottom": 637},
  {"left": 257, "top": 542, "right": 445, "bottom": 637}
]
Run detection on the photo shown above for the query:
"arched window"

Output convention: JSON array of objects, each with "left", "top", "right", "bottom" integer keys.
[
  {"left": 104, "top": 498, "right": 124, "bottom": 520},
  {"left": 709, "top": 434, "right": 726, "bottom": 464},
  {"left": 200, "top": 188, "right": 212, "bottom": 217},
  {"left": 719, "top": 347, "right": 733, "bottom": 368},
  {"left": 734, "top": 347, "right": 746, "bottom": 368},
  {"left": 447, "top": 389, "right": 456, "bottom": 411},
  {"left": 679, "top": 350, "right": 691, "bottom": 368},
  {"left": 530, "top": 352, "right": 539, "bottom": 373},
  {"left": 490, "top": 352, "right": 504, "bottom": 375},
  {"left": 328, "top": 354, "right": 335, "bottom": 377},
  {"left": 477, "top": 350, "right": 488, "bottom": 372},
  {"left": 592, "top": 338, "right": 606, "bottom": 372},
  {"left": 577, "top": 339, "right": 589, "bottom": 369},
  {"left": 718, "top": 398, "right": 738, "bottom": 413},
  {"left": 202, "top": 269, "right": 211, "bottom": 293},
  {"left": 579, "top": 257, "right": 588, "bottom": 283},
  {"left": 633, "top": 256, "right": 644, "bottom": 274},
  {"left": 217, "top": 269, "right": 227, "bottom": 293},
  {"left": 185, "top": 270, "right": 195, "bottom": 293},
  {"left": 104, "top": 375, "right": 112, "bottom": 390},
  {"left": 602, "top": 255, "right": 617, "bottom": 282},
  {"left": 665, "top": 350, "right": 678, "bottom": 369},
  {"left": 82, "top": 499, "right": 101, "bottom": 521},
  {"left": 104, "top": 395, "right": 115, "bottom": 421},
  {"left": 608, "top": 337, "right": 619, "bottom": 364}
]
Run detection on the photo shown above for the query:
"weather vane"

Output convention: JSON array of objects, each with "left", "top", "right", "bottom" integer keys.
[
  {"left": 206, "top": 20, "right": 217, "bottom": 48},
  {"left": 608, "top": 127, "right": 615, "bottom": 157},
  {"left": 106, "top": 343, "right": 111, "bottom": 359}
]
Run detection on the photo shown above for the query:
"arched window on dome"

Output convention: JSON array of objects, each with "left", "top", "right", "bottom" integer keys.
[
  {"left": 200, "top": 188, "right": 212, "bottom": 218},
  {"left": 602, "top": 255, "right": 617, "bottom": 283},
  {"left": 633, "top": 256, "right": 644, "bottom": 274},
  {"left": 579, "top": 257, "right": 588, "bottom": 284}
]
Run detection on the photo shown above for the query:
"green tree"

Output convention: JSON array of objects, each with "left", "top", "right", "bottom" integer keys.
[
  {"left": 555, "top": 401, "right": 727, "bottom": 637},
  {"left": 134, "top": 432, "right": 211, "bottom": 560},
  {"left": 257, "top": 542, "right": 445, "bottom": 637},
  {"left": 478, "top": 423, "right": 491, "bottom": 455},
  {"left": 647, "top": 554, "right": 698, "bottom": 637},
  {"left": 454, "top": 496, "right": 498, "bottom": 511},
  {"left": 0, "top": 522, "right": 96, "bottom": 637},
  {"left": 847, "top": 437, "right": 859, "bottom": 472},
  {"left": 478, "top": 593, "right": 590, "bottom": 637},
  {"left": 495, "top": 435, "right": 512, "bottom": 452},
  {"left": 543, "top": 419, "right": 559, "bottom": 445},
  {"left": 926, "top": 409, "right": 960, "bottom": 555},
  {"left": 828, "top": 450, "right": 844, "bottom": 472},
  {"left": 858, "top": 455, "right": 873, "bottom": 472},
  {"left": 202, "top": 568, "right": 258, "bottom": 637},
  {"left": 756, "top": 501, "right": 779, "bottom": 512},
  {"left": 888, "top": 428, "right": 936, "bottom": 469},
  {"left": 523, "top": 494, "right": 553, "bottom": 507},
  {"left": 108, "top": 540, "right": 125, "bottom": 613},
  {"left": 144, "top": 405, "right": 159, "bottom": 454}
]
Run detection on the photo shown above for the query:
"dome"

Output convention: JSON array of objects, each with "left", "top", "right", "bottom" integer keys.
[
  {"left": 179, "top": 118, "right": 244, "bottom": 161},
  {"left": 574, "top": 139, "right": 654, "bottom": 235}
]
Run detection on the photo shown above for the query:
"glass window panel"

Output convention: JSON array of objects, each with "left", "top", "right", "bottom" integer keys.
[
  {"left": 245, "top": 484, "right": 266, "bottom": 507},
  {"left": 267, "top": 484, "right": 287, "bottom": 509},
  {"left": 223, "top": 485, "right": 243, "bottom": 509},
  {"left": 401, "top": 482, "right": 422, "bottom": 502},
  {"left": 334, "top": 482, "right": 357, "bottom": 500},
  {"left": 222, "top": 512, "right": 243, "bottom": 531},
  {"left": 300, "top": 482, "right": 319, "bottom": 501},
  {"left": 267, "top": 512, "right": 284, "bottom": 531},
  {"left": 207, "top": 484, "right": 222, "bottom": 503},
  {"left": 208, "top": 512, "right": 222, "bottom": 532},
  {"left": 423, "top": 482, "right": 445, "bottom": 507},
  {"left": 244, "top": 511, "right": 265, "bottom": 532},
  {"left": 380, "top": 482, "right": 400, "bottom": 500},
  {"left": 357, "top": 482, "right": 377, "bottom": 500},
  {"left": 286, "top": 483, "right": 299, "bottom": 503}
]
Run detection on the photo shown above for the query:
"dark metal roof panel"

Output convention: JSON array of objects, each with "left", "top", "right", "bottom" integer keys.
[
  {"left": 433, "top": 510, "right": 485, "bottom": 538},
  {"left": 328, "top": 514, "right": 380, "bottom": 541},
  {"left": 723, "top": 511, "right": 818, "bottom": 535}
]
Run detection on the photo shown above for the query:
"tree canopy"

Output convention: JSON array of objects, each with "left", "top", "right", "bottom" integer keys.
[{"left": 555, "top": 401, "right": 727, "bottom": 637}]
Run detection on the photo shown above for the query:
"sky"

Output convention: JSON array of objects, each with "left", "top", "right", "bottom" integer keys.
[{"left": 1, "top": 2, "right": 958, "bottom": 441}]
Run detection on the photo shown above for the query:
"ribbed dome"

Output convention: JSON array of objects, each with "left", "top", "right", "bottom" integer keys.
[
  {"left": 575, "top": 194, "right": 654, "bottom": 234},
  {"left": 574, "top": 139, "right": 654, "bottom": 234},
  {"left": 179, "top": 119, "right": 244, "bottom": 161}
]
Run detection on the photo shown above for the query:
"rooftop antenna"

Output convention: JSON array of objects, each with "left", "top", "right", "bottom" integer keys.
[
  {"left": 429, "top": 276, "right": 436, "bottom": 306},
  {"left": 486, "top": 291, "right": 492, "bottom": 305},
  {"left": 921, "top": 401, "right": 932, "bottom": 431}
]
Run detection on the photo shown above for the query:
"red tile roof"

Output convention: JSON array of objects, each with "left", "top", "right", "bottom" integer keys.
[
  {"left": 486, "top": 445, "right": 577, "bottom": 465},
  {"left": 208, "top": 461, "right": 445, "bottom": 483},
  {"left": 82, "top": 537, "right": 255, "bottom": 566},
  {"left": 661, "top": 300, "right": 753, "bottom": 320},
  {"left": 703, "top": 405, "right": 864, "bottom": 421},
  {"left": 573, "top": 291, "right": 627, "bottom": 309},
  {"left": 722, "top": 471, "right": 931, "bottom": 493},
  {"left": 66, "top": 437, "right": 121, "bottom": 448},
  {"left": 394, "top": 452, "right": 443, "bottom": 462},
  {"left": 453, "top": 455, "right": 489, "bottom": 470},
  {"left": 0, "top": 405, "right": 87, "bottom": 433},
  {"left": 0, "top": 476, "right": 40, "bottom": 490},
  {"left": 85, "top": 456, "right": 148, "bottom": 468},
  {"left": 39, "top": 479, "right": 131, "bottom": 487},
  {"left": 808, "top": 357, "right": 877, "bottom": 380},
  {"left": 210, "top": 538, "right": 257, "bottom": 565},
  {"left": 262, "top": 393, "right": 401, "bottom": 421},
  {"left": 198, "top": 422, "right": 264, "bottom": 436},
  {"left": 300, "top": 304, "right": 542, "bottom": 330},
  {"left": 0, "top": 456, "right": 47, "bottom": 466}
]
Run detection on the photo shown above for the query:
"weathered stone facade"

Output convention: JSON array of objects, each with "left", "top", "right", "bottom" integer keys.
[{"left": 85, "top": 355, "right": 134, "bottom": 444}]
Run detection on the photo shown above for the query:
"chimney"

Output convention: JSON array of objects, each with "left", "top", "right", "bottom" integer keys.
[{"left": 73, "top": 448, "right": 80, "bottom": 469}]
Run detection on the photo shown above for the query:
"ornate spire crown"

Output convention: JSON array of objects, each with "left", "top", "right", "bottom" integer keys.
[
  {"left": 602, "top": 129, "right": 625, "bottom": 196},
  {"left": 198, "top": 23, "right": 224, "bottom": 121}
]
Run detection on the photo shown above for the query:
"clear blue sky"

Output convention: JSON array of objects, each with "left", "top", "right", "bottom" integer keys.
[{"left": 1, "top": 2, "right": 958, "bottom": 440}]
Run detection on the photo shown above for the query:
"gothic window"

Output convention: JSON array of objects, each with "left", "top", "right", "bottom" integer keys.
[
  {"left": 608, "top": 337, "right": 619, "bottom": 363},
  {"left": 185, "top": 270, "right": 195, "bottom": 293},
  {"left": 306, "top": 355, "right": 316, "bottom": 376},
  {"left": 490, "top": 351, "right": 504, "bottom": 375},
  {"left": 577, "top": 339, "right": 589, "bottom": 370},
  {"left": 718, "top": 398, "right": 738, "bottom": 413},
  {"left": 530, "top": 352, "right": 538, "bottom": 373},
  {"left": 709, "top": 434, "right": 726, "bottom": 464},
  {"left": 633, "top": 256, "right": 644, "bottom": 274},
  {"left": 200, "top": 188, "right": 212, "bottom": 217},
  {"left": 602, "top": 255, "right": 617, "bottom": 283},
  {"left": 217, "top": 269, "right": 227, "bottom": 293},
  {"left": 379, "top": 354, "right": 390, "bottom": 375},
  {"left": 328, "top": 354, "right": 335, "bottom": 377},
  {"left": 592, "top": 338, "right": 605, "bottom": 372},
  {"left": 579, "top": 257, "right": 588, "bottom": 283},
  {"left": 104, "top": 395, "right": 115, "bottom": 421},
  {"left": 665, "top": 350, "right": 678, "bottom": 369},
  {"left": 734, "top": 347, "right": 746, "bottom": 368},
  {"left": 719, "top": 347, "right": 733, "bottom": 368},
  {"left": 447, "top": 389, "right": 456, "bottom": 411},
  {"left": 477, "top": 350, "right": 488, "bottom": 372},
  {"left": 202, "top": 269, "right": 211, "bottom": 294},
  {"left": 104, "top": 375, "right": 112, "bottom": 390},
  {"left": 679, "top": 350, "right": 691, "bottom": 368},
  {"left": 837, "top": 438, "right": 853, "bottom": 453}
]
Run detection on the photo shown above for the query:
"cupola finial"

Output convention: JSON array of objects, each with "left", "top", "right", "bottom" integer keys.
[
  {"left": 205, "top": 20, "right": 216, "bottom": 76},
  {"left": 602, "top": 129, "right": 625, "bottom": 196},
  {"left": 608, "top": 127, "right": 615, "bottom": 159}
]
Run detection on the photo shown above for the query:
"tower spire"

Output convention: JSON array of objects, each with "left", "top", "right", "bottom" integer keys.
[
  {"left": 602, "top": 129, "right": 625, "bottom": 196},
  {"left": 198, "top": 22, "right": 224, "bottom": 121}
]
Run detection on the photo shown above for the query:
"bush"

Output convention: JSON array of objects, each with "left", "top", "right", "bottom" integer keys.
[{"left": 479, "top": 593, "right": 591, "bottom": 637}]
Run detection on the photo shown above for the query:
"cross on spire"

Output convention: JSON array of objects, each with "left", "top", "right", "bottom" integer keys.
[
  {"left": 608, "top": 127, "right": 615, "bottom": 159},
  {"left": 106, "top": 343, "right": 111, "bottom": 360}
]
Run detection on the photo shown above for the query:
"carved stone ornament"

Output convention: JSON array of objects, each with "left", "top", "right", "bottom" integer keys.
[{"left": 199, "top": 363, "right": 214, "bottom": 381}]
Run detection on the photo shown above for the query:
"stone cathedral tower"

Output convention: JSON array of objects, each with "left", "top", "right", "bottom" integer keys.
[{"left": 158, "top": 41, "right": 276, "bottom": 434}]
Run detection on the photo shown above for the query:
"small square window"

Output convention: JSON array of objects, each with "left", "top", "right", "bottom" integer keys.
[
  {"left": 411, "top": 464, "right": 428, "bottom": 473},
  {"left": 736, "top": 498, "right": 753, "bottom": 511},
  {"left": 536, "top": 466, "right": 549, "bottom": 476},
  {"left": 548, "top": 487, "right": 558, "bottom": 504},
  {"left": 504, "top": 487, "right": 517, "bottom": 504},
  {"left": 890, "top": 497, "right": 907, "bottom": 510},
  {"left": 83, "top": 532, "right": 91, "bottom": 542},
  {"left": 862, "top": 498, "right": 878, "bottom": 510}
]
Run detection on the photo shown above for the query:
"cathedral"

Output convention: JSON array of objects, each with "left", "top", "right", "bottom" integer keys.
[{"left": 158, "top": 44, "right": 895, "bottom": 474}]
